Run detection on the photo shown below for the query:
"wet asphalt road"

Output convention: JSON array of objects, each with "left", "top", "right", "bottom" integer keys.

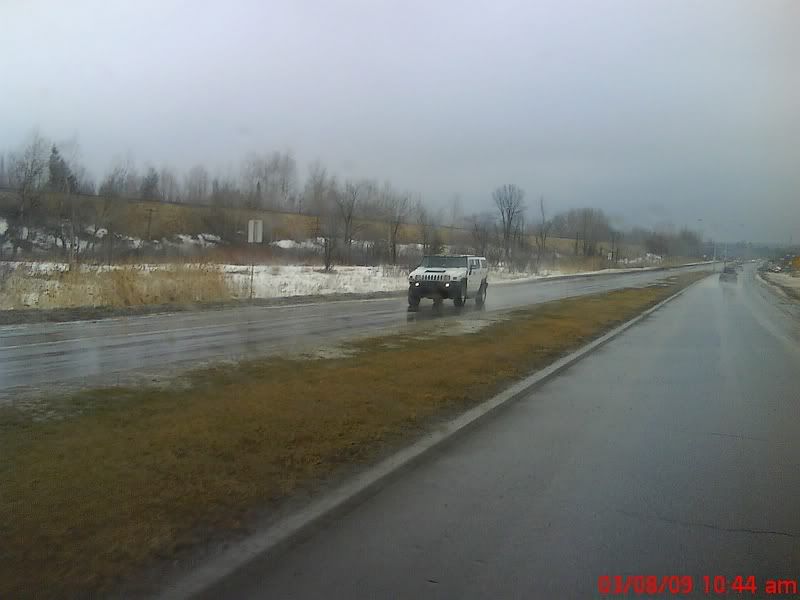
[
  {"left": 0, "top": 265, "right": 710, "bottom": 392},
  {"left": 200, "top": 265, "right": 800, "bottom": 599}
]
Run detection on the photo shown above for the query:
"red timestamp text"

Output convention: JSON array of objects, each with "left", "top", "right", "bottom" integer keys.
[
  {"left": 598, "top": 575, "right": 799, "bottom": 596},
  {"left": 598, "top": 575, "right": 694, "bottom": 595},
  {"left": 702, "top": 575, "right": 797, "bottom": 595}
]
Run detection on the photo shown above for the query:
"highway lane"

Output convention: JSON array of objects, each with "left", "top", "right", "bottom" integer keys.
[
  {"left": 200, "top": 265, "right": 800, "bottom": 599},
  {"left": 0, "top": 265, "right": 710, "bottom": 392}
]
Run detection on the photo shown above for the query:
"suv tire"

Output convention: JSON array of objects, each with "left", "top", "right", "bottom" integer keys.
[
  {"left": 408, "top": 288, "right": 420, "bottom": 307},
  {"left": 475, "top": 282, "right": 487, "bottom": 307},
  {"left": 453, "top": 280, "right": 467, "bottom": 306}
]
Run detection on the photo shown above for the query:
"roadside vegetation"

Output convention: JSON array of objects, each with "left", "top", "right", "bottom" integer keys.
[
  {"left": 0, "top": 271, "right": 708, "bottom": 598},
  {"left": 0, "top": 132, "right": 712, "bottom": 314},
  {"left": 0, "top": 262, "right": 231, "bottom": 310},
  {"left": 1, "top": 130, "right": 708, "bottom": 276}
]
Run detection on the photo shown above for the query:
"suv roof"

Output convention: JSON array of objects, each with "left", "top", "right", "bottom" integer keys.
[{"left": 423, "top": 254, "right": 485, "bottom": 259}]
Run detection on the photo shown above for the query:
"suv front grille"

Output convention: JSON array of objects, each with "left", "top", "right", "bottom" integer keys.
[{"left": 422, "top": 274, "right": 446, "bottom": 281}]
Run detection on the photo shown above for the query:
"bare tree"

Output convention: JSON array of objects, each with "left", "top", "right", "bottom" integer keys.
[
  {"left": 184, "top": 164, "right": 210, "bottom": 204},
  {"left": 99, "top": 164, "right": 128, "bottom": 197},
  {"left": 94, "top": 193, "right": 122, "bottom": 264},
  {"left": 207, "top": 176, "right": 244, "bottom": 240},
  {"left": 579, "top": 207, "right": 606, "bottom": 256},
  {"left": 274, "top": 151, "right": 297, "bottom": 210},
  {"left": 335, "top": 180, "right": 361, "bottom": 262},
  {"left": 511, "top": 214, "right": 531, "bottom": 272},
  {"left": 304, "top": 164, "right": 341, "bottom": 269},
  {"left": 71, "top": 164, "right": 95, "bottom": 194},
  {"left": 304, "top": 161, "right": 328, "bottom": 214},
  {"left": 416, "top": 199, "right": 443, "bottom": 254},
  {"left": 610, "top": 229, "right": 622, "bottom": 263},
  {"left": 121, "top": 159, "right": 140, "bottom": 198},
  {"left": 383, "top": 190, "right": 408, "bottom": 265},
  {"left": 241, "top": 150, "right": 296, "bottom": 210},
  {"left": 8, "top": 131, "right": 49, "bottom": 251},
  {"left": 45, "top": 145, "right": 78, "bottom": 259},
  {"left": 54, "top": 142, "right": 92, "bottom": 263},
  {"left": 416, "top": 200, "right": 431, "bottom": 252},
  {"left": 533, "top": 196, "right": 552, "bottom": 272},
  {"left": 158, "top": 167, "right": 181, "bottom": 202},
  {"left": 469, "top": 213, "right": 493, "bottom": 257},
  {"left": 493, "top": 184, "right": 525, "bottom": 263},
  {"left": 312, "top": 178, "right": 340, "bottom": 272}
]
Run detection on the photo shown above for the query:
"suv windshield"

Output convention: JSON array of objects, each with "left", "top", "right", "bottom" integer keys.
[{"left": 420, "top": 256, "right": 467, "bottom": 268}]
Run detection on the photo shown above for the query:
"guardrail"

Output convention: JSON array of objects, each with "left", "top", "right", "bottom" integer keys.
[{"left": 499, "top": 261, "right": 717, "bottom": 286}]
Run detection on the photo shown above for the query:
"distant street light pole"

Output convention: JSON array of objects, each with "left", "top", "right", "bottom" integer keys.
[
  {"left": 697, "top": 218, "right": 717, "bottom": 272},
  {"left": 713, "top": 241, "right": 717, "bottom": 271}
]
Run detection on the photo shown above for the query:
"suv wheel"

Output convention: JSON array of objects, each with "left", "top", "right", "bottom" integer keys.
[
  {"left": 408, "top": 289, "right": 420, "bottom": 308},
  {"left": 475, "top": 282, "right": 487, "bottom": 307},
  {"left": 453, "top": 281, "right": 466, "bottom": 306}
]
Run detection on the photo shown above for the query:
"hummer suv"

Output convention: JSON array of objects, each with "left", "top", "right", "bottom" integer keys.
[{"left": 407, "top": 255, "right": 488, "bottom": 308}]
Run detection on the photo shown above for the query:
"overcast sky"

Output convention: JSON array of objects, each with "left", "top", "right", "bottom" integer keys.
[{"left": 2, "top": 0, "right": 797, "bottom": 243}]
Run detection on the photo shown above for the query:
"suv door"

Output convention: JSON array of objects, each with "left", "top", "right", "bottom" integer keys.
[{"left": 467, "top": 258, "right": 480, "bottom": 295}]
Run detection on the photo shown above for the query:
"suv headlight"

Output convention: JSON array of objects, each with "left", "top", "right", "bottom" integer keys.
[{"left": 444, "top": 275, "right": 450, "bottom": 282}]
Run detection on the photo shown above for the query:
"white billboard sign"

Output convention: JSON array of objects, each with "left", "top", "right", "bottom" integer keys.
[{"left": 248, "top": 219, "right": 263, "bottom": 244}]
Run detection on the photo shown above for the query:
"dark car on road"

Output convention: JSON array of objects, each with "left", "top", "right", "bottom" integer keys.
[{"left": 719, "top": 265, "right": 738, "bottom": 282}]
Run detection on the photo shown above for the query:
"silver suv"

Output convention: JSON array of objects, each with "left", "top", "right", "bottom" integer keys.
[{"left": 407, "top": 255, "right": 489, "bottom": 308}]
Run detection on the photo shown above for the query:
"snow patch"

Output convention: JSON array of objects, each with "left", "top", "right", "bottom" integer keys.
[
  {"left": 225, "top": 265, "right": 409, "bottom": 299},
  {"left": 271, "top": 239, "right": 319, "bottom": 250},
  {"left": 173, "top": 233, "right": 221, "bottom": 248},
  {"left": 85, "top": 226, "right": 107, "bottom": 239},
  {"left": 121, "top": 236, "right": 143, "bottom": 249}
]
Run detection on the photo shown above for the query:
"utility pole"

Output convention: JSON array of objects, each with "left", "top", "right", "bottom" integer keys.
[
  {"left": 712, "top": 240, "right": 717, "bottom": 272},
  {"left": 108, "top": 222, "right": 114, "bottom": 265},
  {"left": 68, "top": 179, "right": 78, "bottom": 267}
]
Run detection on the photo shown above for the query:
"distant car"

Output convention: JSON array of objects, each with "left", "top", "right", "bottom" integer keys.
[
  {"left": 408, "top": 255, "right": 488, "bottom": 308},
  {"left": 720, "top": 265, "right": 738, "bottom": 282}
]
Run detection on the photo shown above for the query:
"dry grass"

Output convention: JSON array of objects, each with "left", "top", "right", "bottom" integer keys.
[
  {"left": 0, "top": 264, "right": 232, "bottom": 309},
  {"left": 0, "top": 272, "right": 707, "bottom": 598}
]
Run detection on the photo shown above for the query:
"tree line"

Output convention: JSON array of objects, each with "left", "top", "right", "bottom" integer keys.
[{"left": 0, "top": 131, "right": 705, "bottom": 268}]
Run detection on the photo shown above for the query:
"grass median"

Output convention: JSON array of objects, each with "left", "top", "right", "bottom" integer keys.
[{"left": 0, "top": 271, "right": 708, "bottom": 598}]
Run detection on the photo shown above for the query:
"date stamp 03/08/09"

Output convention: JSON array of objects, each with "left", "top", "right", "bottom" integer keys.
[{"left": 598, "top": 575, "right": 799, "bottom": 596}]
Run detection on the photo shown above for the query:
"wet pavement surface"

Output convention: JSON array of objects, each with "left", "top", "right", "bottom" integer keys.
[
  {"left": 198, "top": 265, "right": 800, "bottom": 599},
  {"left": 0, "top": 266, "right": 710, "bottom": 394}
]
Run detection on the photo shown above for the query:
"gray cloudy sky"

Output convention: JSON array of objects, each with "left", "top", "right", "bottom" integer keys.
[{"left": 2, "top": 0, "right": 798, "bottom": 242}]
